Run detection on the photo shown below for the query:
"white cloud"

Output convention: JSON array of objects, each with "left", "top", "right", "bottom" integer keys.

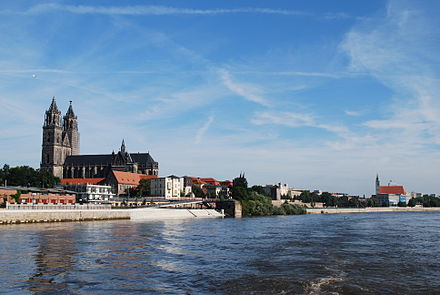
[
  {"left": 219, "top": 69, "right": 270, "bottom": 107},
  {"left": 252, "top": 111, "right": 314, "bottom": 127},
  {"left": 341, "top": 0, "right": 440, "bottom": 147},
  {"left": 251, "top": 110, "right": 353, "bottom": 142},
  {"left": 0, "top": 68, "right": 71, "bottom": 74},
  {"left": 4, "top": 3, "right": 353, "bottom": 19},
  {"left": 345, "top": 110, "right": 361, "bottom": 116},
  {"left": 195, "top": 116, "right": 214, "bottom": 144},
  {"left": 140, "top": 85, "right": 226, "bottom": 120}
]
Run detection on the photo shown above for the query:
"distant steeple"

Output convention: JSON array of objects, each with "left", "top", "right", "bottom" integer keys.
[
  {"left": 375, "top": 174, "right": 380, "bottom": 195},
  {"left": 121, "top": 139, "right": 126, "bottom": 153}
]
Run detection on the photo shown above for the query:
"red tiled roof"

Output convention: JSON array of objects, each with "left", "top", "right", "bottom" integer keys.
[
  {"left": 220, "top": 180, "right": 233, "bottom": 187},
  {"left": 379, "top": 186, "right": 406, "bottom": 195},
  {"left": 190, "top": 177, "right": 232, "bottom": 186},
  {"left": 61, "top": 178, "right": 105, "bottom": 185},
  {"left": 191, "top": 177, "right": 205, "bottom": 184},
  {"left": 112, "top": 171, "right": 157, "bottom": 185},
  {"left": 200, "top": 178, "right": 221, "bottom": 186}
]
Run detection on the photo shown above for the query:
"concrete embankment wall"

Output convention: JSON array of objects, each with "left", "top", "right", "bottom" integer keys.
[
  {"left": 0, "top": 209, "right": 130, "bottom": 224},
  {"left": 0, "top": 208, "right": 223, "bottom": 224},
  {"left": 307, "top": 207, "right": 440, "bottom": 214},
  {"left": 130, "top": 208, "right": 223, "bottom": 220}
]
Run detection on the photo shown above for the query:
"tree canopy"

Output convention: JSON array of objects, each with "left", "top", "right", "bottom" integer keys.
[
  {"left": 231, "top": 174, "right": 306, "bottom": 217},
  {"left": 0, "top": 164, "right": 60, "bottom": 188}
]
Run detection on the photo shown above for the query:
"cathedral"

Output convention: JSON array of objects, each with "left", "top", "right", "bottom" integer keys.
[
  {"left": 41, "top": 97, "right": 79, "bottom": 178},
  {"left": 41, "top": 98, "right": 159, "bottom": 179}
]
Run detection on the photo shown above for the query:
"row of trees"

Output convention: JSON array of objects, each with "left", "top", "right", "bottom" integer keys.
[
  {"left": 0, "top": 164, "right": 60, "bottom": 188},
  {"left": 232, "top": 175, "right": 306, "bottom": 217},
  {"left": 296, "top": 191, "right": 440, "bottom": 208},
  {"left": 407, "top": 195, "right": 440, "bottom": 207},
  {"left": 295, "top": 191, "right": 365, "bottom": 208}
]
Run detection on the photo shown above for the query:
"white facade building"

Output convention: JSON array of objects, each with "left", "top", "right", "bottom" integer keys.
[
  {"left": 150, "top": 176, "right": 191, "bottom": 199},
  {"left": 64, "top": 183, "right": 115, "bottom": 203},
  {"left": 263, "top": 183, "right": 289, "bottom": 200}
]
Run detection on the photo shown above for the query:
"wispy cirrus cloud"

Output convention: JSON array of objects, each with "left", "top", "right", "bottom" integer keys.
[
  {"left": 219, "top": 69, "right": 270, "bottom": 107},
  {"left": 341, "top": 0, "right": 440, "bottom": 146},
  {"left": 345, "top": 110, "right": 361, "bottom": 116},
  {"left": 0, "top": 68, "right": 71, "bottom": 74},
  {"left": 251, "top": 110, "right": 349, "bottom": 137},
  {"left": 0, "top": 3, "right": 355, "bottom": 20},
  {"left": 195, "top": 116, "right": 214, "bottom": 144}
]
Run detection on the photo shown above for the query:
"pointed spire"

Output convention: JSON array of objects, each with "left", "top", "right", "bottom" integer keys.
[
  {"left": 48, "top": 96, "right": 60, "bottom": 113},
  {"left": 65, "top": 100, "right": 75, "bottom": 117},
  {"left": 121, "top": 139, "right": 126, "bottom": 153}
]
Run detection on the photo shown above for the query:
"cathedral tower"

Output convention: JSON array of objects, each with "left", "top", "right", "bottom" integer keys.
[
  {"left": 41, "top": 98, "right": 80, "bottom": 178},
  {"left": 63, "top": 101, "right": 80, "bottom": 155}
]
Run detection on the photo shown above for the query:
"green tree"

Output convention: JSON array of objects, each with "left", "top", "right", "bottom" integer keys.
[
  {"left": 241, "top": 192, "right": 273, "bottom": 217},
  {"left": 233, "top": 174, "right": 248, "bottom": 189},
  {"left": 408, "top": 197, "right": 417, "bottom": 207},
  {"left": 134, "top": 178, "right": 151, "bottom": 197},
  {"left": 366, "top": 197, "right": 379, "bottom": 207},
  {"left": 397, "top": 201, "right": 407, "bottom": 207},
  {"left": 0, "top": 165, "right": 60, "bottom": 188},
  {"left": 250, "top": 185, "right": 268, "bottom": 197},
  {"left": 231, "top": 174, "right": 306, "bottom": 216},
  {"left": 232, "top": 174, "right": 250, "bottom": 200},
  {"left": 192, "top": 185, "right": 206, "bottom": 198},
  {"left": 11, "top": 190, "right": 21, "bottom": 203},
  {"left": 299, "top": 191, "right": 312, "bottom": 203}
]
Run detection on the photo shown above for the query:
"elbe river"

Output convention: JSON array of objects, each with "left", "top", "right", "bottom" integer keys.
[{"left": 1, "top": 212, "right": 440, "bottom": 294}]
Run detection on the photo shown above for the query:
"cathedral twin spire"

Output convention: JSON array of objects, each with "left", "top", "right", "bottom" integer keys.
[
  {"left": 41, "top": 97, "right": 80, "bottom": 178},
  {"left": 45, "top": 97, "right": 77, "bottom": 131}
]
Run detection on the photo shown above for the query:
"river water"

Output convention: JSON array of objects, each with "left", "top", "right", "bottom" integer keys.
[{"left": 1, "top": 212, "right": 440, "bottom": 294}]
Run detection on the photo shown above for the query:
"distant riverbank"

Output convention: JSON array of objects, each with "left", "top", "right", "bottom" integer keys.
[{"left": 307, "top": 207, "right": 440, "bottom": 214}]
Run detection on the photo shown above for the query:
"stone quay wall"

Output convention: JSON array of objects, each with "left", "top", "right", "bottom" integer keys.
[
  {"left": 0, "top": 209, "right": 130, "bottom": 224},
  {"left": 0, "top": 208, "right": 224, "bottom": 224},
  {"left": 307, "top": 207, "right": 440, "bottom": 214}
]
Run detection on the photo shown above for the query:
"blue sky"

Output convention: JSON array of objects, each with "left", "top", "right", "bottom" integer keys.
[{"left": 1, "top": 0, "right": 440, "bottom": 196}]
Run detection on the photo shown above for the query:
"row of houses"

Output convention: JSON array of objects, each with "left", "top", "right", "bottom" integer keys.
[{"left": 60, "top": 169, "right": 233, "bottom": 204}]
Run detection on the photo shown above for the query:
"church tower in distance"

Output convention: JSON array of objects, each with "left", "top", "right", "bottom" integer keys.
[
  {"left": 41, "top": 97, "right": 80, "bottom": 178},
  {"left": 375, "top": 174, "right": 380, "bottom": 195}
]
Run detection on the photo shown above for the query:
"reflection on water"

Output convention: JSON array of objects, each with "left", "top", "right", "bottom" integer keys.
[
  {"left": 1, "top": 213, "right": 440, "bottom": 294},
  {"left": 28, "top": 228, "right": 76, "bottom": 294}
]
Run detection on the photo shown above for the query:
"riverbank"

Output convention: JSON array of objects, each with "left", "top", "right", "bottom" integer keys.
[
  {"left": 0, "top": 207, "right": 223, "bottom": 224},
  {"left": 307, "top": 207, "right": 440, "bottom": 214}
]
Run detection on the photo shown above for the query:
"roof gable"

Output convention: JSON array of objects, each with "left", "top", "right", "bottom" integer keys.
[{"left": 112, "top": 170, "right": 157, "bottom": 185}]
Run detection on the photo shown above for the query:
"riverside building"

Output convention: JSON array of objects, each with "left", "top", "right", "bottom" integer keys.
[{"left": 375, "top": 175, "right": 408, "bottom": 206}]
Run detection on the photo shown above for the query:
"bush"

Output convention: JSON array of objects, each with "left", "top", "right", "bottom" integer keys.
[
  {"left": 397, "top": 201, "right": 407, "bottom": 207},
  {"left": 232, "top": 174, "right": 307, "bottom": 217},
  {"left": 241, "top": 192, "right": 273, "bottom": 217},
  {"left": 280, "top": 203, "right": 307, "bottom": 215}
]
